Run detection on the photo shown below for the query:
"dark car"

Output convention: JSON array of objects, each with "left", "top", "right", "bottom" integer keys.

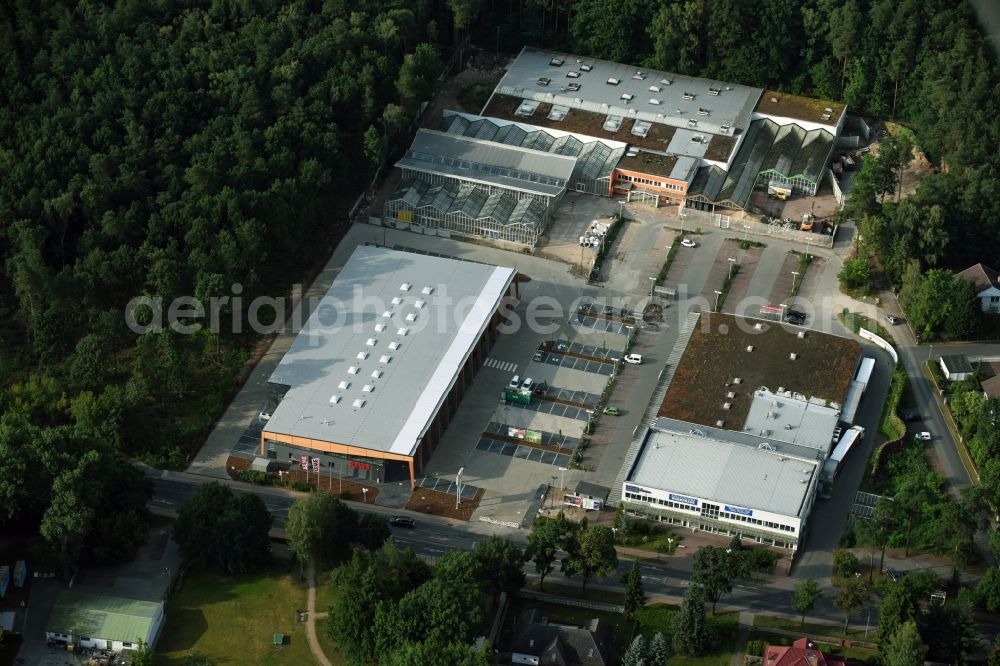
[
  {"left": 389, "top": 516, "right": 415, "bottom": 528},
  {"left": 785, "top": 310, "right": 806, "bottom": 324},
  {"left": 902, "top": 411, "right": 921, "bottom": 422}
]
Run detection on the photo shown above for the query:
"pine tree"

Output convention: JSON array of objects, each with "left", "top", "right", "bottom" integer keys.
[
  {"left": 622, "top": 634, "right": 648, "bottom": 666},
  {"left": 648, "top": 632, "right": 671, "bottom": 665},
  {"left": 672, "top": 585, "right": 709, "bottom": 655},
  {"left": 623, "top": 561, "right": 645, "bottom": 619}
]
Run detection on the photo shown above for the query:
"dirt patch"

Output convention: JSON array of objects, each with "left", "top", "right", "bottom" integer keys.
[
  {"left": 660, "top": 312, "right": 861, "bottom": 428},
  {"left": 406, "top": 486, "right": 484, "bottom": 521}
]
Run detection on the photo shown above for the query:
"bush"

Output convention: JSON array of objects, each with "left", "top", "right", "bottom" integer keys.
[
  {"left": 746, "top": 639, "right": 765, "bottom": 656},
  {"left": 239, "top": 469, "right": 270, "bottom": 485}
]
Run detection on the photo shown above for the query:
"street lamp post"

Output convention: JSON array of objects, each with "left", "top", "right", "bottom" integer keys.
[
  {"left": 558, "top": 466, "right": 566, "bottom": 491},
  {"left": 714, "top": 290, "right": 723, "bottom": 311},
  {"left": 456, "top": 467, "right": 464, "bottom": 509},
  {"left": 779, "top": 303, "right": 788, "bottom": 322},
  {"left": 550, "top": 477, "right": 558, "bottom": 508},
  {"left": 361, "top": 487, "right": 368, "bottom": 504},
  {"left": 727, "top": 257, "right": 736, "bottom": 280},
  {"left": 742, "top": 224, "right": 750, "bottom": 242},
  {"left": 649, "top": 276, "right": 656, "bottom": 299},
  {"left": 791, "top": 271, "right": 799, "bottom": 292}
]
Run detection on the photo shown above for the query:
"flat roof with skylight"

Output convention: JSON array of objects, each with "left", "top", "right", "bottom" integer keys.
[
  {"left": 263, "top": 245, "right": 515, "bottom": 458},
  {"left": 628, "top": 418, "right": 819, "bottom": 519},
  {"left": 492, "top": 47, "right": 763, "bottom": 140}
]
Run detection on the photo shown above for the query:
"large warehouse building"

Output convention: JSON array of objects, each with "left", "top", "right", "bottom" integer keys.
[
  {"left": 259, "top": 245, "right": 516, "bottom": 486},
  {"left": 385, "top": 48, "right": 847, "bottom": 243},
  {"left": 620, "top": 313, "right": 862, "bottom": 551}
]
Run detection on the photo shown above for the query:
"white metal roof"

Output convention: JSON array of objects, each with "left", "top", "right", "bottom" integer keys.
[
  {"left": 741, "top": 388, "right": 840, "bottom": 453},
  {"left": 495, "top": 47, "right": 762, "bottom": 139},
  {"left": 264, "top": 245, "right": 515, "bottom": 457},
  {"left": 628, "top": 418, "right": 819, "bottom": 519},
  {"left": 396, "top": 129, "right": 576, "bottom": 198}
]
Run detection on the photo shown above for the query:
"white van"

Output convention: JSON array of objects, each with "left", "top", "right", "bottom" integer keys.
[
  {"left": 624, "top": 353, "right": 643, "bottom": 365},
  {"left": 508, "top": 375, "right": 520, "bottom": 389},
  {"left": 521, "top": 377, "right": 534, "bottom": 391}
]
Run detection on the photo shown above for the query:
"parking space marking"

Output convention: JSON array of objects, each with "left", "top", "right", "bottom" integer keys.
[{"left": 484, "top": 357, "right": 518, "bottom": 373}]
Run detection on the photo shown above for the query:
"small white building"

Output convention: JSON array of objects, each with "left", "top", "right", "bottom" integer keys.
[
  {"left": 46, "top": 591, "right": 164, "bottom": 652},
  {"left": 622, "top": 418, "right": 821, "bottom": 551},
  {"left": 957, "top": 263, "right": 1000, "bottom": 313},
  {"left": 940, "top": 355, "right": 975, "bottom": 381}
]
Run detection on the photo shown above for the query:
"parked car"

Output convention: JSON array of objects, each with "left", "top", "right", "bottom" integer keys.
[
  {"left": 785, "top": 309, "right": 806, "bottom": 324},
  {"left": 885, "top": 314, "right": 905, "bottom": 325},
  {"left": 624, "top": 353, "right": 643, "bottom": 365},
  {"left": 533, "top": 381, "right": 548, "bottom": 396},
  {"left": 915, "top": 431, "right": 932, "bottom": 441},
  {"left": 902, "top": 411, "right": 921, "bottom": 422},
  {"left": 508, "top": 375, "right": 520, "bottom": 389},
  {"left": 533, "top": 350, "right": 546, "bottom": 362},
  {"left": 390, "top": 516, "right": 415, "bottom": 528},
  {"left": 521, "top": 377, "right": 534, "bottom": 391},
  {"left": 603, "top": 406, "right": 621, "bottom": 416},
  {"left": 681, "top": 238, "right": 697, "bottom": 248}
]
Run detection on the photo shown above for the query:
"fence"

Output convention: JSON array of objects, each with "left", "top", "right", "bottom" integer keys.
[
  {"left": 516, "top": 589, "right": 624, "bottom": 613},
  {"left": 828, "top": 167, "right": 845, "bottom": 207},
  {"left": 859, "top": 328, "right": 898, "bottom": 364}
]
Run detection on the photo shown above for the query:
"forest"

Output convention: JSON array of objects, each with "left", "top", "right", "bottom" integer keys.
[{"left": 1, "top": 0, "right": 999, "bottom": 568}]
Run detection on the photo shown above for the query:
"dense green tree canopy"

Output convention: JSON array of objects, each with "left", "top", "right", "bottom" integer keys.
[{"left": 173, "top": 482, "right": 272, "bottom": 574}]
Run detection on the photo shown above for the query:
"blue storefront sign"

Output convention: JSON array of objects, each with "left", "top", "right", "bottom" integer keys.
[
  {"left": 668, "top": 493, "right": 699, "bottom": 506},
  {"left": 725, "top": 504, "right": 753, "bottom": 517}
]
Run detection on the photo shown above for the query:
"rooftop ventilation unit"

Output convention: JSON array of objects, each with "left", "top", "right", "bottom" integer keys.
[
  {"left": 633, "top": 71, "right": 646, "bottom": 80},
  {"left": 606, "top": 78, "right": 620, "bottom": 85},
  {"left": 648, "top": 85, "right": 661, "bottom": 93},
  {"left": 660, "top": 77, "right": 672, "bottom": 85},
  {"left": 352, "top": 399, "right": 365, "bottom": 409},
  {"left": 698, "top": 108, "right": 710, "bottom": 115},
  {"left": 687, "top": 119, "right": 698, "bottom": 127},
  {"left": 388, "top": 341, "right": 400, "bottom": 351},
  {"left": 391, "top": 296, "right": 402, "bottom": 305},
  {"left": 770, "top": 96, "right": 778, "bottom": 103},
  {"left": 824, "top": 107, "right": 833, "bottom": 113},
  {"left": 785, "top": 424, "right": 794, "bottom": 430},
  {"left": 746, "top": 345, "right": 754, "bottom": 352},
  {"left": 347, "top": 366, "right": 358, "bottom": 374},
  {"left": 414, "top": 299, "right": 425, "bottom": 309},
  {"left": 689, "top": 429, "right": 707, "bottom": 437},
  {"left": 371, "top": 370, "right": 382, "bottom": 379},
  {"left": 707, "top": 87, "right": 720, "bottom": 96},
  {"left": 716, "top": 420, "right": 725, "bottom": 428},
  {"left": 649, "top": 98, "right": 660, "bottom": 105},
  {"left": 567, "top": 83, "right": 581, "bottom": 92},
  {"left": 338, "top": 381, "right": 350, "bottom": 390},
  {"left": 330, "top": 395, "right": 341, "bottom": 404},
  {"left": 580, "top": 63, "right": 593, "bottom": 72},
  {"left": 790, "top": 353, "right": 798, "bottom": 360},
  {"left": 382, "top": 310, "right": 392, "bottom": 318},
  {"left": 723, "top": 402, "right": 731, "bottom": 410},
  {"left": 366, "top": 338, "right": 376, "bottom": 347},
  {"left": 397, "top": 327, "right": 408, "bottom": 336},
  {"left": 362, "top": 384, "right": 373, "bottom": 393},
  {"left": 566, "top": 70, "right": 580, "bottom": 78},
  {"left": 400, "top": 283, "right": 411, "bottom": 291},
  {"left": 536, "top": 77, "right": 551, "bottom": 86},
  {"left": 759, "top": 441, "right": 775, "bottom": 450},
  {"left": 727, "top": 391, "right": 736, "bottom": 399},
  {"left": 778, "top": 386, "right": 785, "bottom": 393},
  {"left": 733, "top": 377, "right": 742, "bottom": 384},
  {"left": 797, "top": 331, "right": 805, "bottom": 338},
  {"left": 356, "top": 351, "right": 368, "bottom": 360},
  {"left": 379, "top": 355, "right": 391, "bottom": 364},
  {"left": 421, "top": 286, "right": 433, "bottom": 295},
  {"left": 620, "top": 93, "right": 634, "bottom": 102},
  {"left": 754, "top": 322, "right": 763, "bottom": 330},
  {"left": 549, "top": 57, "right": 564, "bottom": 66},
  {"left": 374, "top": 323, "right": 385, "bottom": 332},
  {"left": 681, "top": 92, "right": 694, "bottom": 100},
  {"left": 405, "top": 313, "right": 417, "bottom": 322},
  {"left": 820, "top": 113, "right": 831, "bottom": 120}
]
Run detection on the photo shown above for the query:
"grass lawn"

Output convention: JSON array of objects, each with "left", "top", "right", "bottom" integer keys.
[
  {"left": 155, "top": 563, "right": 344, "bottom": 665},
  {"left": 752, "top": 614, "right": 867, "bottom": 638},
  {"left": 521, "top": 579, "right": 625, "bottom": 605}
]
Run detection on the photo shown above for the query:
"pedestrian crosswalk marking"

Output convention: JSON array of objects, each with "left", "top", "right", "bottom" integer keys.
[{"left": 484, "top": 357, "right": 518, "bottom": 373}]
